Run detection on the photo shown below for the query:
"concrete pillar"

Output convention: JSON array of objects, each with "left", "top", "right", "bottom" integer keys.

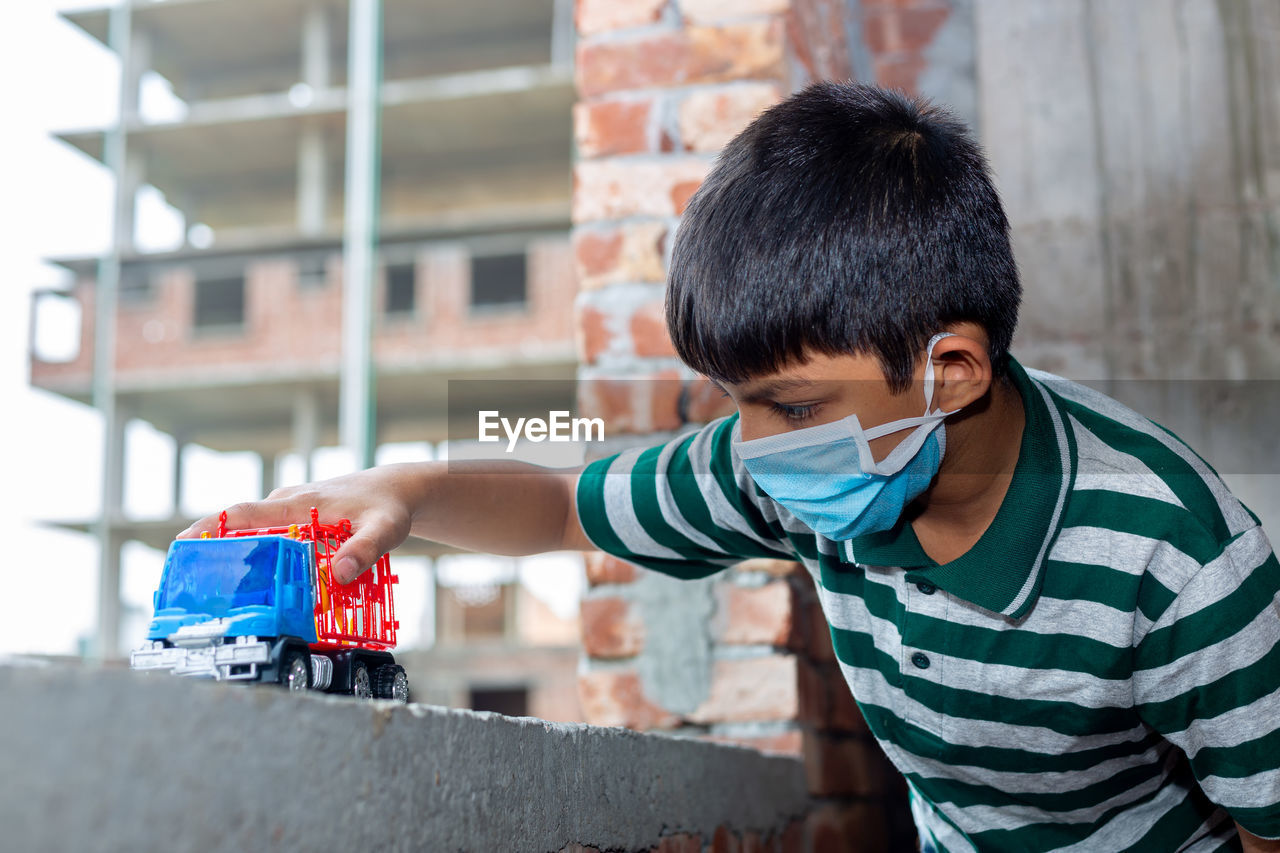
[
  {"left": 301, "top": 2, "right": 331, "bottom": 91},
  {"left": 171, "top": 436, "right": 187, "bottom": 518},
  {"left": 258, "top": 452, "right": 275, "bottom": 500},
  {"left": 292, "top": 387, "right": 319, "bottom": 483},
  {"left": 96, "top": 403, "right": 129, "bottom": 660},
  {"left": 340, "top": 0, "right": 382, "bottom": 472},
  {"left": 92, "top": 2, "right": 133, "bottom": 662},
  {"left": 120, "top": 22, "right": 149, "bottom": 122},
  {"left": 297, "top": 1, "right": 332, "bottom": 237},
  {"left": 550, "top": 0, "right": 574, "bottom": 70},
  {"left": 297, "top": 128, "right": 328, "bottom": 236}
]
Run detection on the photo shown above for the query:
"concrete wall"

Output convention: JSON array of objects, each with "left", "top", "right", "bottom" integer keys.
[
  {"left": 0, "top": 662, "right": 890, "bottom": 853},
  {"left": 975, "top": 0, "right": 1280, "bottom": 531}
]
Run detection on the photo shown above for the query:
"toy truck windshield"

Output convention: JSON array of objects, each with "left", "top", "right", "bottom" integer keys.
[{"left": 157, "top": 538, "right": 281, "bottom": 616}]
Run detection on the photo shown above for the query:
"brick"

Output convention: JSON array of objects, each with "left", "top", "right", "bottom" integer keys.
[
  {"left": 873, "top": 53, "right": 927, "bottom": 94},
  {"left": 712, "top": 824, "right": 742, "bottom": 853},
  {"left": 630, "top": 299, "right": 676, "bottom": 358},
  {"left": 721, "top": 580, "right": 795, "bottom": 646},
  {"left": 807, "top": 600, "right": 836, "bottom": 663},
  {"left": 585, "top": 551, "right": 637, "bottom": 586},
  {"left": 577, "top": 302, "right": 613, "bottom": 364},
  {"left": 702, "top": 728, "right": 803, "bottom": 756},
  {"left": 787, "top": 0, "right": 855, "bottom": 82},
  {"left": 576, "top": 20, "right": 787, "bottom": 99},
  {"left": 578, "top": 670, "right": 681, "bottom": 730},
  {"left": 802, "top": 731, "right": 897, "bottom": 797},
  {"left": 653, "top": 833, "right": 703, "bottom": 853},
  {"left": 680, "top": 377, "right": 738, "bottom": 424},
  {"left": 798, "top": 660, "right": 867, "bottom": 734},
  {"left": 681, "top": 0, "right": 789, "bottom": 24},
  {"left": 678, "top": 83, "right": 782, "bottom": 152},
  {"left": 575, "top": 222, "right": 668, "bottom": 291},
  {"left": 574, "top": 159, "right": 711, "bottom": 222},
  {"left": 577, "top": 373, "right": 685, "bottom": 435},
  {"left": 574, "top": 228, "right": 624, "bottom": 281},
  {"left": 780, "top": 820, "right": 804, "bottom": 853},
  {"left": 689, "top": 655, "right": 798, "bottom": 723},
  {"left": 863, "top": 6, "right": 949, "bottom": 55},
  {"left": 574, "top": 98, "right": 655, "bottom": 158},
  {"left": 576, "top": 0, "right": 666, "bottom": 37},
  {"left": 671, "top": 178, "right": 704, "bottom": 215},
  {"left": 796, "top": 658, "right": 829, "bottom": 727},
  {"left": 804, "top": 803, "right": 889, "bottom": 853},
  {"left": 581, "top": 596, "right": 645, "bottom": 658},
  {"left": 825, "top": 673, "right": 867, "bottom": 734}
]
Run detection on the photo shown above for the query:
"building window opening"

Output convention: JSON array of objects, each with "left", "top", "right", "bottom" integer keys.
[
  {"left": 120, "top": 268, "right": 153, "bottom": 304},
  {"left": 469, "top": 687, "right": 528, "bottom": 717},
  {"left": 386, "top": 263, "right": 416, "bottom": 316},
  {"left": 469, "top": 253, "right": 526, "bottom": 312},
  {"left": 194, "top": 275, "right": 246, "bottom": 329}
]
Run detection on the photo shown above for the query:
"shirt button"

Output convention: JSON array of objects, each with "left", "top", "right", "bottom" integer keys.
[
  {"left": 911, "top": 652, "right": 931, "bottom": 670},
  {"left": 916, "top": 582, "right": 937, "bottom": 595}
]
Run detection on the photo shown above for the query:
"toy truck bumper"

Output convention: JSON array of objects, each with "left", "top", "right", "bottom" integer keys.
[{"left": 131, "top": 640, "right": 272, "bottom": 681}]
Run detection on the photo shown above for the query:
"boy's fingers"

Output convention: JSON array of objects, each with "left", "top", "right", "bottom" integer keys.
[
  {"left": 331, "top": 518, "right": 402, "bottom": 585},
  {"left": 177, "top": 496, "right": 310, "bottom": 539}
]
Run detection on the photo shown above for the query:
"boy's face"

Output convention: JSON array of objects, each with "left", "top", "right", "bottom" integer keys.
[{"left": 718, "top": 350, "right": 931, "bottom": 464}]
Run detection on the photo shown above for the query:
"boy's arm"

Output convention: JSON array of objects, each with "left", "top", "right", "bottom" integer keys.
[
  {"left": 180, "top": 460, "right": 590, "bottom": 583},
  {"left": 1239, "top": 823, "right": 1280, "bottom": 852}
]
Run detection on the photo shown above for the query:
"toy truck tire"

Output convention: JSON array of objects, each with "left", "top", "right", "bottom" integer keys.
[
  {"left": 264, "top": 638, "right": 311, "bottom": 687},
  {"left": 373, "top": 664, "right": 409, "bottom": 703},
  {"left": 351, "top": 661, "right": 373, "bottom": 699},
  {"left": 280, "top": 650, "right": 311, "bottom": 692},
  {"left": 328, "top": 649, "right": 396, "bottom": 696}
]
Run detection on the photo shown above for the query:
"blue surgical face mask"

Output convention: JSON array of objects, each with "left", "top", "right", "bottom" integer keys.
[{"left": 732, "top": 333, "right": 959, "bottom": 541}]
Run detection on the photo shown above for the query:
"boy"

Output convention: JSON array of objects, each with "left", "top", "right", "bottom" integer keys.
[{"left": 184, "top": 83, "right": 1279, "bottom": 852}]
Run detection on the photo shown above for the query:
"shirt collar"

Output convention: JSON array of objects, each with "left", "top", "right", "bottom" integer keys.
[{"left": 842, "top": 356, "right": 1075, "bottom": 619}]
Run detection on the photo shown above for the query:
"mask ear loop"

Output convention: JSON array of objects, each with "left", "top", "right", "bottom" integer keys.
[{"left": 922, "top": 332, "right": 957, "bottom": 414}]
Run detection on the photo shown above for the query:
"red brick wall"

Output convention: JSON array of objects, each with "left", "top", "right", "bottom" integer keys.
[{"left": 572, "top": 2, "right": 914, "bottom": 850}]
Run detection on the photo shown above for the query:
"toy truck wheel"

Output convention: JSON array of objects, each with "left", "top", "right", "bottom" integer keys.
[
  {"left": 350, "top": 660, "right": 373, "bottom": 699},
  {"left": 280, "top": 650, "right": 312, "bottom": 692},
  {"left": 373, "top": 665, "right": 409, "bottom": 703}
]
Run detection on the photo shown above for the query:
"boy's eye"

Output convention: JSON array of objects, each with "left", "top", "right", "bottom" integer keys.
[{"left": 771, "top": 402, "right": 818, "bottom": 423}]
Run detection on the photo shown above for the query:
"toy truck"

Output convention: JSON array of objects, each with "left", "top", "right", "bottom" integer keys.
[{"left": 131, "top": 508, "right": 407, "bottom": 702}]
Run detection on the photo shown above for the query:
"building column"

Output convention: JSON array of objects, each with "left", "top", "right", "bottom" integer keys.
[
  {"left": 96, "top": 403, "right": 130, "bottom": 660},
  {"left": 339, "top": 0, "right": 383, "bottom": 471},
  {"left": 258, "top": 452, "right": 276, "bottom": 500},
  {"left": 298, "top": 1, "right": 331, "bottom": 236},
  {"left": 171, "top": 435, "right": 187, "bottom": 518},
  {"left": 297, "top": 129, "right": 328, "bottom": 236},
  {"left": 293, "top": 387, "right": 320, "bottom": 483}
]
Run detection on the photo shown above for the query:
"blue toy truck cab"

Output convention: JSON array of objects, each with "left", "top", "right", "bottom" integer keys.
[{"left": 131, "top": 530, "right": 408, "bottom": 702}]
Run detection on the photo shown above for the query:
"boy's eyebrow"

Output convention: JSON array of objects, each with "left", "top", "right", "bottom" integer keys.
[{"left": 732, "top": 376, "right": 818, "bottom": 403}]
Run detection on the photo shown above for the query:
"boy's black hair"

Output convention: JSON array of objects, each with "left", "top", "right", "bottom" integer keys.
[{"left": 666, "top": 82, "right": 1020, "bottom": 393}]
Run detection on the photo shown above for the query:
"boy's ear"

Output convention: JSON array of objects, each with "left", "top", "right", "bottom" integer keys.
[{"left": 929, "top": 330, "right": 992, "bottom": 412}]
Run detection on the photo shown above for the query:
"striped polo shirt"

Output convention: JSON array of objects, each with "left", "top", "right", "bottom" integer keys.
[{"left": 576, "top": 357, "right": 1280, "bottom": 852}]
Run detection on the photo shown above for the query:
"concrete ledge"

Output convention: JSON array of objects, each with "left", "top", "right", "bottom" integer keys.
[{"left": 0, "top": 662, "right": 811, "bottom": 852}]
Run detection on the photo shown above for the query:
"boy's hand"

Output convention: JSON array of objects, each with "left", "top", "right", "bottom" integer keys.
[
  {"left": 178, "top": 460, "right": 588, "bottom": 584},
  {"left": 179, "top": 465, "right": 418, "bottom": 585}
]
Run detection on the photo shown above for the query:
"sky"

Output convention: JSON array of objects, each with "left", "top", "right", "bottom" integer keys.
[{"left": 0, "top": 0, "right": 584, "bottom": 658}]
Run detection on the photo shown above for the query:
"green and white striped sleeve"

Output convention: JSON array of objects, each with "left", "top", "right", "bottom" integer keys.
[
  {"left": 1133, "top": 523, "right": 1280, "bottom": 840},
  {"left": 575, "top": 415, "right": 797, "bottom": 579}
]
